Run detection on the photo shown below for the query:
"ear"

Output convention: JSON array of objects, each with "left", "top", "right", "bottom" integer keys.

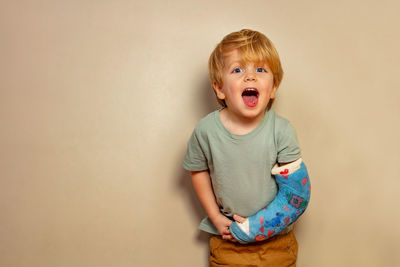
[
  {"left": 213, "top": 82, "right": 226, "bottom": 100},
  {"left": 270, "top": 84, "right": 278, "bottom": 99}
]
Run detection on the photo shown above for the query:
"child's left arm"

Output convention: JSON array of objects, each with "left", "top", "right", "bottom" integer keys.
[{"left": 229, "top": 158, "right": 311, "bottom": 243}]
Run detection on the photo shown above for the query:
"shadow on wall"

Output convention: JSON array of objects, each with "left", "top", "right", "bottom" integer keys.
[
  {"left": 195, "top": 74, "right": 221, "bottom": 117},
  {"left": 177, "top": 168, "right": 210, "bottom": 243},
  {"left": 176, "top": 75, "right": 218, "bottom": 246}
]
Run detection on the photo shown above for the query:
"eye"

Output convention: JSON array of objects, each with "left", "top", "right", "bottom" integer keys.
[
  {"left": 256, "top": 67, "right": 267, "bottom": 73},
  {"left": 232, "top": 67, "right": 243, "bottom": 73}
]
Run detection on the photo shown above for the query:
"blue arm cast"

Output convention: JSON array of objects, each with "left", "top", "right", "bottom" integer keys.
[{"left": 230, "top": 159, "right": 311, "bottom": 243}]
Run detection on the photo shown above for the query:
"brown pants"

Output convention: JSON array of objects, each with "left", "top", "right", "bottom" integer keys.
[{"left": 209, "top": 230, "right": 298, "bottom": 267}]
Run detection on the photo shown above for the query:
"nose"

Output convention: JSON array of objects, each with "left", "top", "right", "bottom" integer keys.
[{"left": 244, "top": 70, "right": 256, "bottom": 81}]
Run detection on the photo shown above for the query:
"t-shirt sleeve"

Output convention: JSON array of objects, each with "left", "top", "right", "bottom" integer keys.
[
  {"left": 276, "top": 120, "right": 301, "bottom": 163},
  {"left": 183, "top": 129, "right": 209, "bottom": 171}
]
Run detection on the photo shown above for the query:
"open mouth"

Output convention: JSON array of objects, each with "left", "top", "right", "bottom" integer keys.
[{"left": 242, "top": 88, "right": 259, "bottom": 107}]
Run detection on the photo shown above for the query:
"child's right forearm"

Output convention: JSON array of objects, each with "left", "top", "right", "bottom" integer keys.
[
  {"left": 190, "top": 170, "right": 234, "bottom": 240},
  {"left": 190, "top": 170, "right": 221, "bottom": 221}
]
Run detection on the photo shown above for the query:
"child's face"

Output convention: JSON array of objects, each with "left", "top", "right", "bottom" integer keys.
[{"left": 213, "top": 49, "right": 277, "bottom": 121}]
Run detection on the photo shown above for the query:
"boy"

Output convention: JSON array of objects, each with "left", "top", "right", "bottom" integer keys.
[{"left": 183, "top": 29, "right": 310, "bottom": 266}]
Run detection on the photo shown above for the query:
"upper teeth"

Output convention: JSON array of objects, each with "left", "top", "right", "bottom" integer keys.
[{"left": 245, "top": 88, "right": 257, "bottom": 92}]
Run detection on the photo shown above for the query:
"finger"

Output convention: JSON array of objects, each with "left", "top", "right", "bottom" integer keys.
[
  {"left": 224, "top": 218, "right": 233, "bottom": 226},
  {"left": 222, "top": 234, "right": 235, "bottom": 242},
  {"left": 222, "top": 227, "right": 231, "bottom": 235},
  {"left": 222, "top": 234, "right": 231, "bottom": 240},
  {"left": 229, "top": 237, "right": 237, "bottom": 242},
  {"left": 227, "top": 235, "right": 237, "bottom": 242},
  {"left": 233, "top": 214, "right": 247, "bottom": 223}
]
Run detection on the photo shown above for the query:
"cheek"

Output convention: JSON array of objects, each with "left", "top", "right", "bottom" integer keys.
[
  {"left": 264, "top": 79, "right": 275, "bottom": 91},
  {"left": 262, "top": 83, "right": 273, "bottom": 93}
]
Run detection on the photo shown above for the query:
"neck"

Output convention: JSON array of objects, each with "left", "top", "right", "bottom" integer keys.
[{"left": 219, "top": 108, "right": 266, "bottom": 135}]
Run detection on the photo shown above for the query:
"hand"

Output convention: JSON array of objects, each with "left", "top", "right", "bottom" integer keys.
[
  {"left": 233, "top": 214, "right": 247, "bottom": 224},
  {"left": 211, "top": 213, "right": 237, "bottom": 242}
]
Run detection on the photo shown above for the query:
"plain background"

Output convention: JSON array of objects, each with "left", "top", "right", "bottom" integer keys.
[{"left": 1, "top": 0, "right": 400, "bottom": 266}]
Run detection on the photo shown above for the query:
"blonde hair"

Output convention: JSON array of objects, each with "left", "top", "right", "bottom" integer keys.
[{"left": 208, "top": 29, "right": 284, "bottom": 106}]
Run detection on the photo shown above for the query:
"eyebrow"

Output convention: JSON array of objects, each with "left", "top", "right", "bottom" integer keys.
[{"left": 223, "top": 61, "right": 240, "bottom": 69}]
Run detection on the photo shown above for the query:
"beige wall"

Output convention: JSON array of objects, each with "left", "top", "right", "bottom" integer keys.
[{"left": 1, "top": 0, "right": 399, "bottom": 266}]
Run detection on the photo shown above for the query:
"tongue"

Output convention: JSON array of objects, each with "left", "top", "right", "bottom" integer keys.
[{"left": 242, "top": 95, "right": 258, "bottom": 107}]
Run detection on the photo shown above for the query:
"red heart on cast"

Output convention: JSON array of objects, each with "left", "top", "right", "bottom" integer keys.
[{"left": 267, "top": 230, "right": 275, "bottom": 237}]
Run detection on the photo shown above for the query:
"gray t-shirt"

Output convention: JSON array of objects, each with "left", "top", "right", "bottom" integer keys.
[{"left": 183, "top": 109, "right": 301, "bottom": 234}]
